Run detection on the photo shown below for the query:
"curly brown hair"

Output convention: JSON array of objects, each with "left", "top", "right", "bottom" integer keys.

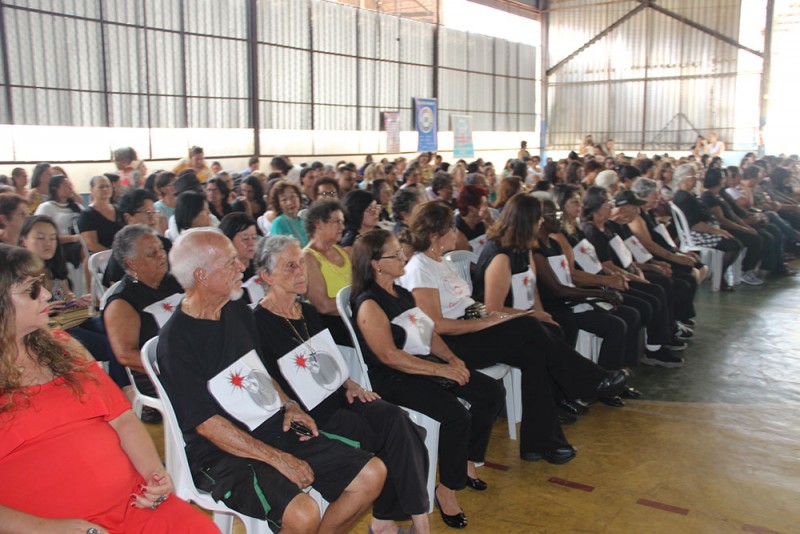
[
  {"left": 269, "top": 181, "right": 302, "bottom": 214},
  {"left": 407, "top": 201, "right": 454, "bottom": 252},
  {"left": 0, "top": 245, "right": 92, "bottom": 414}
]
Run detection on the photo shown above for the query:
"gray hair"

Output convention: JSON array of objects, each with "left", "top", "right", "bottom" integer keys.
[
  {"left": 631, "top": 177, "right": 659, "bottom": 199},
  {"left": 254, "top": 234, "right": 300, "bottom": 275},
  {"left": 672, "top": 164, "right": 697, "bottom": 189},
  {"left": 169, "top": 227, "right": 225, "bottom": 290},
  {"left": 463, "top": 172, "right": 486, "bottom": 186},
  {"left": 595, "top": 169, "right": 619, "bottom": 190},
  {"left": 112, "top": 224, "right": 158, "bottom": 268}
]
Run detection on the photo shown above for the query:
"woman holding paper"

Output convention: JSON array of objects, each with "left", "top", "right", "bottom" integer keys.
[
  {"left": 252, "top": 234, "right": 431, "bottom": 534},
  {"left": 398, "top": 202, "right": 628, "bottom": 464},
  {"left": 351, "top": 229, "right": 504, "bottom": 529}
]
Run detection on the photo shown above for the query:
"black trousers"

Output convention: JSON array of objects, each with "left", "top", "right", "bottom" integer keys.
[
  {"left": 322, "top": 400, "right": 429, "bottom": 520},
  {"left": 729, "top": 228, "right": 764, "bottom": 272},
  {"left": 644, "top": 270, "right": 694, "bottom": 323},
  {"left": 368, "top": 365, "right": 503, "bottom": 491},
  {"left": 549, "top": 305, "right": 639, "bottom": 370},
  {"left": 626, "top": 281, "right": 672, "bottom": 345},
  {"left": 755, "top": 222, "right": 783, "bottom": 273},
  {"left": 442, "top": 317, "right": 606, "bottom": 454}
]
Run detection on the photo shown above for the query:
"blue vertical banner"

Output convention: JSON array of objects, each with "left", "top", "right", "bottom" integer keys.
[
  {"left": 414, "top": 98, "right": 438, "bottom": 152},
  {"left": 452, "top": 115, "right": 474, "bottom": 158}
]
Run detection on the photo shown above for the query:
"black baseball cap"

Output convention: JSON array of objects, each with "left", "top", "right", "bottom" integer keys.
[{"left": 614, "top": 190, "right": 646, "bottom": 207}]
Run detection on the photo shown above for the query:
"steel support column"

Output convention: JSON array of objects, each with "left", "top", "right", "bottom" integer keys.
[{"left": 759, "top": 0, "right": 774, "bottom": 156}]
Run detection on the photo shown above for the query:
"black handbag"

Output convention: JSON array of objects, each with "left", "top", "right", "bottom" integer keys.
[{"left": 413, "top": 354, "right": 457, "bottom": 389}]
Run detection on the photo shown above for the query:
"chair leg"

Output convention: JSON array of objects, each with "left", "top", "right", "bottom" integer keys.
[
  {"left": 502, "top": 373, "right": 517, "bottom": 440},
  {"left": 711, "top": 250, "right": 723, "bottom": 291},
  {"left": 212, "top": 512, "right": 235, "bottom": 534}
]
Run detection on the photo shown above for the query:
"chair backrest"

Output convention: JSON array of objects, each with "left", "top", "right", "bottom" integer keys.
[
  {"left": 88, "top": 250, "right": 113, "bottom": 301},
  {"left": 443, "top": 250, "right": 478, "bottom": 292},
  {"left": 140, "top": 337, "right": 197, "bottom": 501},
  {"left": 334, "top": 286, "right": 372, "bottom": 389},
  {"left": 668, "top": 201, "right": 699, "bottom": 252},
  {"left": 98, "top": 280, "right": 123, "bottom": 311}
]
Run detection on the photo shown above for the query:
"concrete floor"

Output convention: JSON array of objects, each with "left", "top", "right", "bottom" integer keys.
[{"left": 146, "top": 266, "right": 800, "bottom": 533}]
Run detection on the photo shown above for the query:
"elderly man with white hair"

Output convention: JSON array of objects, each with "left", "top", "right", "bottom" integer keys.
[
  {"left": 594, "top": 169, "right": 620, "bottom": 194},
  {"left": 156, "top": 228, "right": 386, "bottom": 533}
]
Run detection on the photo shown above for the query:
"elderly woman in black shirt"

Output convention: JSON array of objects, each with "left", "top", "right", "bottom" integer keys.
[{"left": 672, "top": 163, "right": 742, "bottom": 291}]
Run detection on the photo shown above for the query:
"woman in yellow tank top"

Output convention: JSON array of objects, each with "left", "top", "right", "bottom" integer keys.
[{"left": 302, "top": 200, "right": 354, "bottom": 345}]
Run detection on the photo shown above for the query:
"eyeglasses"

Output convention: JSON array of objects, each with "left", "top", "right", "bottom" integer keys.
[
  {"left": 380, "top": 249, "right": 406, "bottom": 260},
  {"left": 135, "top": 209, "right": 157, "bottom": 218},
  {"left": 319, "top": 190, "right": 338, "bottom": 198},
  {"left": 17, "top": 274, "right": 46, "bottom": 300},
  {"left": 327, "top": 218, "right": 345, "bottom": 226}
]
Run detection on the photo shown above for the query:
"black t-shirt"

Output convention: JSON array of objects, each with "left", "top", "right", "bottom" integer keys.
[
  {"left": 472, "top": 238, "right": 530, "bottom": 307},
  {"left": 674, "top": 190, "right": 712, "bottom": 227},
  {"left": 580, "top": 221, "right": 614, "bottom": 263},
  {"left": 455, "top": 214, "right": 486, "bottom": 241},
  {"left": 720, "top": 190, "right": 749, "bottom": 218},
  {"left": 532, "top": 236, "right": 568, "bottom": 310},
  {"left": 103, "top": 235, "right": 173, "bottom": 287},
  {"left": 253, "top": 302, "right": 347, "bottom": 424},
  {"left": 352, "top": 283, "right": 416, "bottom": 370},
  {"left": 209, "top": 203, "right": 232, "bottom": 221},
  {"left": 158, "top": 300, "right": 283, "bottom": 462},
  {"left": 641, "top": 208, "right": 677, "bottom": 253},
  {"left": 701, "top": 191, "right": 737, "bottom": 220},
  {"left": 103, "top": 273, "right": 184, "bottom": 348},
  {"left": 77, "top": 207, "right": 124, "bottom": 249}
]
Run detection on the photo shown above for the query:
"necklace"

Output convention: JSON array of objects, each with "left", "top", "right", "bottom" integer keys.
[{"left": 265, "top": 297, "right": 318, "bottom": 360}]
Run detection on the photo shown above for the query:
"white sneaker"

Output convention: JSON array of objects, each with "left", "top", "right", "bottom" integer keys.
[{"left": 741, "top": 271, "right": 764, "bottom": 286}]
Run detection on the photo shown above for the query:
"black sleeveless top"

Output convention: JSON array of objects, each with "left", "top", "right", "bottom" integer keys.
[
  {"left": 352, "top": 283, "right": 416, "bottom": 370},
  {"left": 472, "top": 239, "right": 530, "bottom": 307},
  {"left": 455, "top": 214, "right": 486, "bottom": 241},
  {"left": 103, "top": 273, "right": 184, "bottom": 348}
]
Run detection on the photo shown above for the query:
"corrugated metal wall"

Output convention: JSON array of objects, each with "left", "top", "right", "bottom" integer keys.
[
  {"left": 545, "top": 0, "right": 763, "bottom": 152},
  {"left": 0, "top": 0, "right": 536, "bottom": 134}
]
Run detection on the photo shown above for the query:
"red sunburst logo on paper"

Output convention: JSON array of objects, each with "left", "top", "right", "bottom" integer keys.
[
  {"left": 409, "top": 314, "right": 417, "bottom": 324},
  {"left": 580, "top": 246, "right": 587, "bottom": 254},
  {"left": 294, "top": 353, "right": 309, "bottom": 369},
  {"left": 561, "top": 259, "right": 567, "bottom": 269},
  {"left": 632, "top": 239, "right": 639, "bottom": 246},
  {"left": 228, "top": 371, "right": 245, "bottom": 389},
  {"left": 523, "top": 276, "right": 529, "bottom": 286},
  {"left": 479, "top": 239, "right": 485, "bottom": 246},
  {"left": 162, "top": 303, "right": 173, "bottom": 312}
]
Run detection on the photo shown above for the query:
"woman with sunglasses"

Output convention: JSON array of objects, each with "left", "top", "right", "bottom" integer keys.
[
  {"left": 19, "top": 216, "right": 120, "bottom": 378},
  {"left": 0, "top": 244, "right": 217, "bottom": 532}
]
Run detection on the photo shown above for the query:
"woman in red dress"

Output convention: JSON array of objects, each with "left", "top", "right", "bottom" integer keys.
[{"left": 0, "top": 244, "right": 216, "bottom": 534}]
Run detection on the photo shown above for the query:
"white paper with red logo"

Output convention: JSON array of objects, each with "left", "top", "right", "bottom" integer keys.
[
  {"left": 391, "top": 307, "right": 435, "bottom": 355},
  {"left": 510, "top": 268, "right": 536, "bottom": 310},
  {"left": 608, "top": 235, "right": 633, "bottom": 268},
  {"left": 277, "top": 329, "right": 349, "bottom": 410},
  {"left": 653, "top": 223, "right": 678, "bottom": 248},
  {"left": 468, "top": 234, "right": 487, "bottom": 258},
  {"left": 242, "top": 275, "right": 267, "bottom": 304},
  {"left": 547, "top": 254, "right": 574, "bottom": 288},
  {"left": 207, "top": 349, "right": 281, "bottom": 430},
  {"left": 143, "top": 293, "right": 184, "bottom": 328},
  {"left": 572, "top": 238, "right": 603, "bottom": 274},
  {"left": 624, "top": 235, "right": 653, "bottom": 263}
]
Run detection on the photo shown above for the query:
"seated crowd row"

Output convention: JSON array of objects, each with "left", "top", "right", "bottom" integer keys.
[{"left": 1, "top": 146, "right": 798, "bottom": 534}]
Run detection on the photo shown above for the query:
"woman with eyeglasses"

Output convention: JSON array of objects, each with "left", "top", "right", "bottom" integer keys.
[
  {"left": 0, "top": 244, "right": 217, "bottom": 533},
  {"left": 302, "top": 200, "right": 355, "bottom": 346},
  {"left": 398, "top": 201, "right": 628, "bottom": 465},
  {"left": 78, "top": 175, "right": 124, "bottom": 255},
  {"left": 339, "top": 190, "right": 382, "bottom": 252},
  {"left": 19, "top": 216, "right": 122, "bottom": 386}
]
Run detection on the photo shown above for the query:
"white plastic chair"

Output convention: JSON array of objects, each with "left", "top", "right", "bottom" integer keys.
[
  {"left": 476, "top": 362, "right": 520, "bottom": 440},
  {"left": 335, "top": 286, "right": 440, "bottom": 513},
  {"left": 669, "top": 201, "right": 725, "bottom": 291},
  {"left": 443, "top": 250, "right": 478, "bottom": 292},
  {"left": 141, "top": 337, "right": 278, "bottom": 533},
  {"left": 88, "top": 250, "right": 112, "bottom": 307}
]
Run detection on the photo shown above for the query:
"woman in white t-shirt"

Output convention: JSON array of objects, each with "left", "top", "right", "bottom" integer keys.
[{"left": 397, "top": 201, "right": 628, "bottom": 465}]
